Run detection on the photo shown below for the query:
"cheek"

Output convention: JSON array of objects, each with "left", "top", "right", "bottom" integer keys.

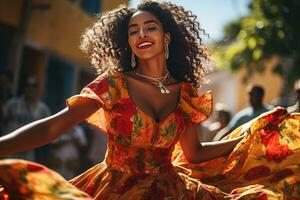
[
  {"left": 154, "top": 34, "right": 165, "bottom": 47},
  {"left": 128, "top": 36, "right": 136, "bottom": 50}
]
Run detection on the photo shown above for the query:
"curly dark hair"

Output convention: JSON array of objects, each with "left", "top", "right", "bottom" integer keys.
[{"left": 80, "top": 0, "right": 210, "bottom": 87}]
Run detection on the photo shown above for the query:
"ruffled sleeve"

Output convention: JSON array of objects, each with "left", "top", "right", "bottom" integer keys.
[
  {"left": 66, "top": 72, "right": 119, "bottom": 133},
  {"left": 179, "top": 83, "right": 212, "bottom": 127}
]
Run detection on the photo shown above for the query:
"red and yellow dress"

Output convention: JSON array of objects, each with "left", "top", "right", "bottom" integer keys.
[{"left": 0, "top": 71, "right": 300, "bottom": 200}]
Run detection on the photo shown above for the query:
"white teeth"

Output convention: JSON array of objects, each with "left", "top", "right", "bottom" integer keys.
[{"left": 138, "top": 42, "right": 152, "bottom": 48}]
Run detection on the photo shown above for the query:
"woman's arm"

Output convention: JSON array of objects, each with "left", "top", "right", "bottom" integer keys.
[
  {"left": 179, "top": 125, "right": 244, "bottom": 163},
  {"left": 0, "top": 98, "right": 99, "bottom": 157}
]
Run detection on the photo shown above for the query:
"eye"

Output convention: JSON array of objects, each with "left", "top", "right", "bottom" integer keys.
[
  {"left": 147, "top": 27, "right": 157, "bottom": 31},
  {"left": 129, "top": 31, "right": 138, "bottom": 36}
]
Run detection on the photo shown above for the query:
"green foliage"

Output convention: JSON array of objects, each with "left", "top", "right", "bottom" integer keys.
[{"left": 215, "top": 0, "right": 300, "bottom": 86}]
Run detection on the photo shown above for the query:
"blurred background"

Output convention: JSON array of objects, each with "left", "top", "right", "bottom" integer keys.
[{"left": 0, "top": 0, "right": 299, "bottom": 178}]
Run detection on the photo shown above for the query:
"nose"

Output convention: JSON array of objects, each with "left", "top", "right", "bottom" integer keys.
[{"left": 138, "top": 28, "right": 147, "bottom": 38}]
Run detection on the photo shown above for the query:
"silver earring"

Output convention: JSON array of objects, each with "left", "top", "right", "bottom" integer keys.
[
  {"left": 164, "top": 44, "right": 169, "bottom": 59},
  {"left": 131, "top": 52, "right": 136, "bottom": 68}
]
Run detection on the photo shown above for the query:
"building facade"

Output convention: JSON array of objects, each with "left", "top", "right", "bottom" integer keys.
[{"left": 0, "top": 0, "right": 128, "bottom": 112}]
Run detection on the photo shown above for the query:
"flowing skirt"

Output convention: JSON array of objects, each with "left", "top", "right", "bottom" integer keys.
[
  {"left": 172, "top": 107, "right": 300, "bottom": 199},
  {"left": 1, "top": 107, "right": 300, "bottom": 200}
]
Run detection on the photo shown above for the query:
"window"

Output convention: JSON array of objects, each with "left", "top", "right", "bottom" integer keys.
[{"left": 80, "top": 0, "right": 101, "bottom": 15}]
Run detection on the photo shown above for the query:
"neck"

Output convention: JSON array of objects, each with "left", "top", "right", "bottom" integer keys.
[
  {"left": 137, "top": 54, "right": 168, "bottom": 77},
  {"left": 252, "top": 104, "right": 264, "bottom": 111}
]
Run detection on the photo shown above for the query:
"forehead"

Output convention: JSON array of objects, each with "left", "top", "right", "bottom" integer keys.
[{"left": 129, "top": 10, "right": 161, "bottom": 25}]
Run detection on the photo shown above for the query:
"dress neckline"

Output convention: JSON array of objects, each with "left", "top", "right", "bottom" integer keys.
[{"left": 118, "top": 71, "right": 185, "bottom": 125}]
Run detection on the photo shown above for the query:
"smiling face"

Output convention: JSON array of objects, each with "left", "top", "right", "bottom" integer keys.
[{"left": 128, "top": 10, "right": 170, "bottom": 60}]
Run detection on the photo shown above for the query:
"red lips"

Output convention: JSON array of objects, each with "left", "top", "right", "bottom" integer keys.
[{"left": 136, "top": 40, "right": 154, "bottom": 49}]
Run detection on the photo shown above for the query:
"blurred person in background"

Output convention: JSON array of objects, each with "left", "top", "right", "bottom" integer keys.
[
  {"left": 209, "top": 103, "right": 231, "bottom": 141},
  {"left": 214, "top": 84, "right": 272, "bottom": 140},
  {"left": 0, "top": 69, "right": 13, "bottom": 134},
  {"left": 229, "top": 84, "right": 272, "bottom": 130},
  {"left": 2, "top": 76, "right": 51, "bottom": 161},
  {"left": 288, "top": 79, "right": 300, "bottom": 113},
  {"left": 47, "top": 124, "right": 88, "bottom": 179},
  {"left": 81, "top": 125, "right": 108, "bottom": 170},
  {"left": 199, "top": 103, "right": 231, "bottom": 142}
]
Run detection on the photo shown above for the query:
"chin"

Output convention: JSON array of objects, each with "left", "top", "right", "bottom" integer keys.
[
  {"left": 136, "top": 52, "right": 162, "bottom": 60},
  {"left": 138, "top": 55, "right": 155, "bottom": 60}
]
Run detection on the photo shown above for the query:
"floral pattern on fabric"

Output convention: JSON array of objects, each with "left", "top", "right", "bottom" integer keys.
[
  {"left": 0, "top": 159, "right": 92, "bottom": 200},
  {"left": 173, "top": 107, "right": 300, "bottom": 199},
  {"left": 1, "top": 71, "right": 300, "bottom": 200}
]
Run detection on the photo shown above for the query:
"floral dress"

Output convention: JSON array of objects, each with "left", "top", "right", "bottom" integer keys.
[{"left": 0, "top": 71, "right": 300, "bottom": 200}]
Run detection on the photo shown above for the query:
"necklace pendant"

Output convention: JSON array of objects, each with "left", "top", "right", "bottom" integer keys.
[
  {"left": 158, "top": 83, "right": 169, "bottom": 94},
  {"left": 159, "top": 84, "right": 166, "bottom": 94},
  {"left": 135, "top": 71, "right": 171, "bottom": 94}
]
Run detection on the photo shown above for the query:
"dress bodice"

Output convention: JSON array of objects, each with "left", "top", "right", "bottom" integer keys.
[{"left": 67, "top": 71, "right": 212, "bottom": 175}]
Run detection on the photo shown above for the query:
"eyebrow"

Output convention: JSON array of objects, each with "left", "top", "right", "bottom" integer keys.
[{"left": 128, "top": 20, "right": 159, "bottom": 28}]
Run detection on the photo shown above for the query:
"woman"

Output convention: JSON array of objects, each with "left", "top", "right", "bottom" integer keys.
[{"left": 0, "top": 1, "right": 300, "bottom": 199}]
